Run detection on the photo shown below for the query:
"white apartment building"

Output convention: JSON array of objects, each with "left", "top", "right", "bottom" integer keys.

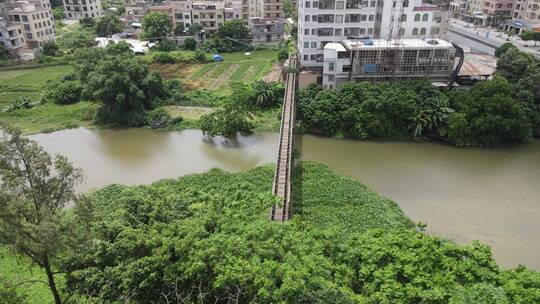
[
  {"left": 0, "top": 17, "right": 25, "bottom": 54},
  {"left": 297, "top": 0, "right": 449, "bottom": 67},
  {"left": 63, "top": 0, "right": 103, "bottom": 19}
]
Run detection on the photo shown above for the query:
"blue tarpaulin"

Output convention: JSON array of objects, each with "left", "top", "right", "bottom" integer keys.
[
  {"left": 364, "top": 63, "right": 377, "bottom": 74},
  {"left": 213, "top": 54, "right": 224, "bottom": 62}
]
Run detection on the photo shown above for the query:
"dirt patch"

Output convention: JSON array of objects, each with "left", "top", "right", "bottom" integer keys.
[
  {"left": 149, "top": 63, "right": 203, "bottom": 80},
  {"left": 262, "top": 63, "right": 282, "bottom": 82},
  {"left": 208, "top": 64, "right": 240, "bottom": 90},
  {"left": 164, "top": 106, "right": 214, "bottom": 119},
  {"left": 183, "top": 79, "right": 208, "bottom": 91}
]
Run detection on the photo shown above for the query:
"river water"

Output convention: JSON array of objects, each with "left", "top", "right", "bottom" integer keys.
[{"left": 30, "top": 128, "right": 540, "bottom": 270}]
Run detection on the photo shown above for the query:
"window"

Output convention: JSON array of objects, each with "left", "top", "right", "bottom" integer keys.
[
  {"left": 305, "top": 15, "right": 310, "bottom": 22},
  {"left": 310, "top": 54, "right": 316, "bottom": 60},
  {"left": 369, "top": 14, "right": 374, "bottom": 21},
  {"left": 305, "top": 1, "right": 310, "bottom": 8},
  {"left": 414, "top": 13, "right": 420, "bottom": 21},
  {"left": 304, "top": 29, "right": 310, "bottom": 35},
  {"left": 367, "top": 28, "right": 373, "bottom": 35},
  {"left": 304, "top": 41, "right": 309, "bottom": 48},
  {"left": 336, "top": 1, "right": 344, "bottom": 9},
  {"left": 345, "top": 14, "right": 361, "bottom": 22},
  {"left": 422, "top": 13, "right": 428, "bottom": 21},
  {"left": 312, "top": 15, "right": 317, "bottom": 21},
  {"left": 370, "top": 0, "right": 375, "bottom": 6},
  {"left": 403, "top": 0, "right": 408, "bottom": 7},
  {"left": 398, "top": 27, "right": 404, "bottom": 36},
  {"left": 26, "top": 33, "right": 32, "bottom": 39},
  {"left": 311, "top": 41, "right": 317, "bottom": 48},
  {"left": 361, "top": 14, "right": 367, "bottom": 21},
  {"left": 336, "top": 15, "right": 343, "bottom": 22},
  {"left": 22, "top": 15, "right": 28, "bottom": 22},
  {"left": 412, "top": 28, "right": 418, "bottom": 35},
  {"left": 334, "top": 28, "right": 342, "bottom": 36},
  {"left": 328, "top": 75, "right": 334, "bottom": 81},
  {"left": 400, "top": 13, "right": 406, "bottom": 21},
  {"left": 329, "top": 62, "right": 334, "bottom": 71},
  {"left": 420, "top": 27, "right": 426, "bottom": 35},
  {"left": 318, "top": 14, "right": 334, "bottom": 23},
  {"left": 304, "top": 54, "right": 308, "bottom": 61}
]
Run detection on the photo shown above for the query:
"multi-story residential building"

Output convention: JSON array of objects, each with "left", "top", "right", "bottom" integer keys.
[
  {"left": 7, "top": 1, "right": 55, "bottom": 49},
  {"left": 249, "top": 16, "right": 283, "bottom": 41},
  {"left": 242, "top": 0, "right": 264, "bottom": 21},
  {"left": 0, "top": 17, "right": 25, "bottom": 55},
  {"left": 63, "top": 0, "right": 103, "bottom": 19},
  {"left": 297, "top": 0, "right": 450, "bottom": 68},
  {"left": 467, "top": 0, "right": 513, "bottom": 18},
  {"left": 321, "top": 38, "right": 455, "bottom": 88},
  {"left": 511, "top": 0, "right": 540, "bottom": 24}
]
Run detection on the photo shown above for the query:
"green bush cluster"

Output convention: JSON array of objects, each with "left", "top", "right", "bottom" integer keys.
[
  {"left": 59, "top": 162, "right": 540, "bottom": 303},
  {"left": 43, "top": 79, "right": 83, "bottom": 105},
  {"left": 152, "top": 50, "right": 207, "bottom": 64}
]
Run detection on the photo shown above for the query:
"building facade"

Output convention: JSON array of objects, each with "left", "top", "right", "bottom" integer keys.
[
  {"left": 322, "top": 38, "right": 455, "bottom": 88},
  {"left": 297, "top": 0, "right": 450, "bottom": 68},
  {"left": 511, "top": 0, "right": 540, "bottom": 24},
  {"left": 6, "top": 0, "right": 55, "bottom": 50},
  {"left": 249, "top": 16, "right": 283, "bottom": 42},
  {"left": 63, "top": 0, "right": 103, "bottom": 19}
]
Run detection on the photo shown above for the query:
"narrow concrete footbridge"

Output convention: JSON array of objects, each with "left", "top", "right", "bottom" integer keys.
[{"left": 270, "top": 56, "right": 298, "bottom": 222}]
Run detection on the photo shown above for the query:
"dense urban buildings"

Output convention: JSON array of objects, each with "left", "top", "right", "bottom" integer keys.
[
  {"left": 297, "top": 0, "right": 450, "bottom": 67},
  {"left": 0, "top": 0, "right": 55, "bottom": 55},
  {"left": 123, "top": 0, "right": 284, "bottom": 41}
]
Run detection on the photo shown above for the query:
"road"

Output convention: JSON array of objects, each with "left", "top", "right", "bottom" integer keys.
[{"left": 448, "top": 20, "right": 540, "bottom": 58}]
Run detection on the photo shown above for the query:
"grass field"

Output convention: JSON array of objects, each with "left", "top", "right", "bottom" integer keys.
[
  {"left": 0, "top": 247, "right": 58, "bottom": 304},
  {"left": 0, "top": 65, "right": 73, "bottom": 92},
  {"left": 150, "top": 50, "right": 279, "bottom": 92}
]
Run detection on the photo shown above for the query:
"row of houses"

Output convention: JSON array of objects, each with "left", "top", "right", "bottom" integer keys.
[
  {"left": 449, "top": 0, "right": 540, "bottom": 33},
  {"left": 123, "top": 0, "right": 285, "bottom": 42}
]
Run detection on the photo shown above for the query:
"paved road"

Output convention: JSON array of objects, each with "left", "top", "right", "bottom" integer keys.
[{"left": 448, "top": 20, "right": 540, "bottom": 58}]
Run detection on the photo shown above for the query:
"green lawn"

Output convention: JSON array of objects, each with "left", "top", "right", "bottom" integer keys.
[
  {"left": 0, "top": 65, "right": 73, "bottom": 92},
  {"left": 0, "top": 92, "right": 41, "bottom": 108},
  {"left": 0, "top": 102, "right": 97, "bottom": 134},
  {"left": 0, "top": 247, "right": 57, "bottom": 304}
]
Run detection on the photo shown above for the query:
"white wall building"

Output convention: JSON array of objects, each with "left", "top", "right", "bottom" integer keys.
[
  {"left": 63, "top": 0, "right": 103, "bottom": 19},
  {"left": 297, "top": 0, "right": 450, "bottom": 68}
]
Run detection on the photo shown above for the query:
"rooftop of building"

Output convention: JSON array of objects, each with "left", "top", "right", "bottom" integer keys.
[
  {"left": 328, "top": 38, "right": 453, "bottom": 51},
  {"left": 412, "top": 4, "right": 442, "bottom": 11}
]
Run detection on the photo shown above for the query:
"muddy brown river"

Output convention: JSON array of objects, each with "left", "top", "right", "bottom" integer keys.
[{"left": 30, "top": 128, "right": 540, "bottom": 270}]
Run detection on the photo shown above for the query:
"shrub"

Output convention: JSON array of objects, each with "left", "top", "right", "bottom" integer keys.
[
  {"left": 42, "top": 41, "right": 59, "bottom": 56},
  {"left": 146, "top": 107, "right": 171, "bottom": 128},
  {"left": 183, "top": 37, "right": 197, "bottom": 50},
  {"left": 152, "top": 51, "right": 174, "bottom": 63},
  {"left": 44, "top": 80, "right": 83, "bottom": 105},
  {"left": 79, "top": 16, "right": 95, "bottom": 28},
  {"left": 154, "top": 38, "right": 178, "bottom": 52}
]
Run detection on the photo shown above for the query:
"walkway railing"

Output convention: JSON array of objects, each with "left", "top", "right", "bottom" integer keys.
[{"left": 270, "top": 55, "right": 297, "bottom": 222}]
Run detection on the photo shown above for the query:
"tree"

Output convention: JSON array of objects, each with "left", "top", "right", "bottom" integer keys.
[
  {"left": 42, "top": 41, "right": 59, "bottom": 56},
  {"left": 497, "top": 47, "right": 539, "bottom": 82},
  {"left": 105, "top": 40, "right": 133, "bottom": 55},
  {"left": 154, "top": 38, "right": 178, "bottom": 52},
  {"left": 95, "top": 13, "right": 123, "bottom": 37},
  {"left": 495, "top": 42, "right": 516, "bottom": 57},
  {"left": 78, "top": 16, "right": 95, "bottom": 29},
  {"left": 187, "top": 23, "right": 203, "bottom": 35},
  {"left": 52, "top": 7, "right": 64, "bottom": 20},
  {"left": 217, "top": 19, "right": 251, "bottom": 41},
  {"left": 0, "top": 45, "right": 9, "bottom": 62},
  {"left": 61, "top": 31, "right": 96, "bottom": 52},
  {"left": 141, "top": 13, "right": 172, "bottom": 41},
  {"left": 521, "top": 30, "right": 535, "bottom": 46},
  {"left": 283, "top": 0, "right": 296, "bottom": 18},
  {"left": 0, "top": 124, "right": 84, "bottom": 304},
  {"left": 173, "top": 23, "right": 185, "bottom": 36},
  {"left": 183, "top": 37, "right": 197, "bottom": 50},
  {"left": 84, "top": 56, "right": 169, "bottom": 126},
  {"left": 447, "top": 77, "right": 532, "bottom": 146},
  {"left": 44, "top": 80, "right": 83, "bottom": 105}
]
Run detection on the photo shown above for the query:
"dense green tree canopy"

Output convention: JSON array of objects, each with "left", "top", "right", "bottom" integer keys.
[
  {"left": 95, "top": 13, "right": 123, "bottom": 37},
  {"left": 60, "top": 162, "right": 540, "bottom": 303},
  {"left": 84, "top": 56, "right": 168, "bottom": 126},
  {"left": 141, "top": 13, "right": 173, "bottom": 41}
]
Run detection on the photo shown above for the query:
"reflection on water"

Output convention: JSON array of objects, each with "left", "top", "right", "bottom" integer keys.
[
  {"left": 30, "top": 128, "right": 540, "bottom": 270},
  {"left": 30, "top": 128, "right": 279, "bottom": 193},
  {"left": 298, "top": 134, "right": 540, "bottom": 270}
]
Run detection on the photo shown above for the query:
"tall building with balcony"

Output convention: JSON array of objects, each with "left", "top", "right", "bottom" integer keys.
[
  {"left": 297, "top": 0, "right": 449, "bottom": 68},
  {"left": 0, "top": 17, "right": 25, "bottom": 55},
  {"left": 63, "top": 0, "right": 103, "bottom": 19},
  {"left": 468, "top": 0, "right": 513, "bottom": 18}
]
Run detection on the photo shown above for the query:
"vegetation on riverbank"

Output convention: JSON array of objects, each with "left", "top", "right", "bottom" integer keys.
[
  {"left": 1, "top": 131, "right": 539, "bottom": 304},
  {"left": 297, "top": 47, "right": 540, "bottom": 147}
]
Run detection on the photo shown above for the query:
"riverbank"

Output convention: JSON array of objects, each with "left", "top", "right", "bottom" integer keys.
[{"left": 2, "top": 161, "right": 538, "bottom": 303}]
